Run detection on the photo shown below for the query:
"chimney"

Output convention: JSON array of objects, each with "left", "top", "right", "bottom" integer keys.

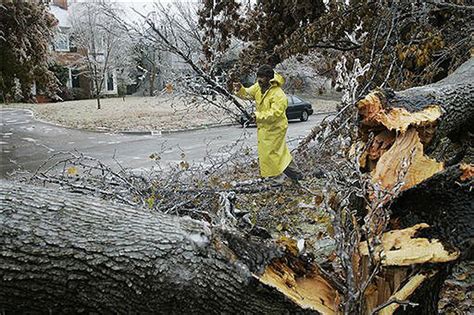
[{"left": 53, "top": 0, "right": 68, "bottom": 10}]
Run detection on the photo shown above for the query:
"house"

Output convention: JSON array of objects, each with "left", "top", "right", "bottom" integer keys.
[{"left": 47, "top": 0, "right": 118, "bottom": 100}]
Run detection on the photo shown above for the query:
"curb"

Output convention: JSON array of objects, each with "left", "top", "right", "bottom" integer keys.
[
  {"left": 119, "top": 122, "right": 238, "bottom": 135},
  {"left": 1, "top": 107, "right": 240, "bottom": 135},
  {"left": 2, "top": 107, "right": 336, "bottom": 136}
]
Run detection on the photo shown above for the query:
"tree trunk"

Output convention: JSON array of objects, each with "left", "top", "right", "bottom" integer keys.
[
  {"left": 391, "top": 163, "right": 474, "bottom": 256},
  {"left": 354, "top": 58, "right": 473, "bottom": 313},
  {"left": 96, "top": 95, "right": 101, "bottom": 110},
  {"left": 381, "top": 58, "right": 472, "bottom": 143},
  {"left": 356, "top": 58, "right": 473, "bottom": 193},
  {"left": 0, "top": 181, "right": 314, "bottom": 314},
  {"left": 150, "top": 64, "right": 156, "bottom": 97},
  {"left": 355, "top": 59, "right": 474, "bottom": 251}
]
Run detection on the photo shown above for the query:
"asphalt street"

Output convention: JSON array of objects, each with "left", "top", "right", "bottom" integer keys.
[{"left": 0, "top": 108, "right": 329, "bottom": 178}]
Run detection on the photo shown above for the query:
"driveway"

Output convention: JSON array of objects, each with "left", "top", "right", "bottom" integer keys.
[{"left": 0, "top": 108, "right": 330, "bottom": 178}]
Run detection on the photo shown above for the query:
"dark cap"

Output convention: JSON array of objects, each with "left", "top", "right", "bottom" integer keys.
[{"left": 256, "top": 64, "right": 274, "bottom": 79}]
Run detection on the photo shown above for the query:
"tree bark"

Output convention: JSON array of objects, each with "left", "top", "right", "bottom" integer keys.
[
  {"left": 356, "top": 58, "right": 473, "bottom": 194},
  {"left": 363, "top": 58, "right": 474, "bottom": 146},
  {"left": 357, "top": 58, "right": 473, "bottom": 164},
  {"left": 380, "top": 57, "right": 473, "bottom": 143},
  {"left": 391, "top": 163, "right": 474, "bottom": 256},
  {"left": 0, "top": 181, "right": 311, "bottom": 314},
  {"left": 353, "top": 59, "right": 473, "bottom": 313}
]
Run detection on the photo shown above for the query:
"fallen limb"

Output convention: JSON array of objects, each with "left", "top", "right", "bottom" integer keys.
[{"left": 0, "top": 180, "right": 307, "bottom": 314}]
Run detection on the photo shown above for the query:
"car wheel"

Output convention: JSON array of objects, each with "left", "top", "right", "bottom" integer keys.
[{"left": 300, "top": 110, "right": 309, "bottom": 122}]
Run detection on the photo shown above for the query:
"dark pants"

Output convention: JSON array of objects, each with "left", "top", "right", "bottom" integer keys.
[{"left": 283, "top": 160, "right": 304, "bottom": 180}]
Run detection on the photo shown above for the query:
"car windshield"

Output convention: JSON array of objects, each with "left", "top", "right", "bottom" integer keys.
[{"left": 293, "top": 96, "right": 303, "bottom": 103}]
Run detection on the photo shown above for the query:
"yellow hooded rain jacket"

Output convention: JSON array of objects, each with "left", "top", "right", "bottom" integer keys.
[{"left": 236, "top": 73, "right": 292, "bottom": 177}]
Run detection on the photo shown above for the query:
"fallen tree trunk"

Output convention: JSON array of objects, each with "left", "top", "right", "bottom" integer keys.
[
  {"left": 355, "top": 58, "right": 473, "bottom": 249},
  {"left": 352, "top": 59, "right": 473, "bottom": 313},
  {"left": 0, "top": 180, "right": 328, "bottom": 314},
  {"left": 356, "top": 58, "right": 473, "bottom": 191},
  {"left": 357, "top": 58, "right": 473, "bottom": 152},
  {"left": 0, "top": 180, "right": 463, "bottom": 314}
]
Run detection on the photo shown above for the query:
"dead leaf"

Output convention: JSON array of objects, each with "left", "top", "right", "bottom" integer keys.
[
  {"left": 67, "top": 166, "right": 78, "bottom": 176},
  {"left": 459, "top": 164, "right": 473, "bottom": 181}
]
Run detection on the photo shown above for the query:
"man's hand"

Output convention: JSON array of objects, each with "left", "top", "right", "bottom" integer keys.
[
  {"left": 242, "top": 112, "right": 256, "bottom": 127},
  {"left": 233, "top": 82, "right": 243, "bottom": 92},
  {"left": 251, "top": 112, "right": 256, "bottom": 122}
]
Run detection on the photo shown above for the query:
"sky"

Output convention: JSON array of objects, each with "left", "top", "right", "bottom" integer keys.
[{"left": 66, "top": 0, "right": 199, "bottom": 24}]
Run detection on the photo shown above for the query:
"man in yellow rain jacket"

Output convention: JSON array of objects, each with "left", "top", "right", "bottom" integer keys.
[{"left": 233, "top": 64, "right": 303, "bottom": 182}]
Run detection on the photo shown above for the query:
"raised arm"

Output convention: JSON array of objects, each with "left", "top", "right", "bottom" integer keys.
[{"left": 234, "top": 82, "right": 259, "bottom": 101}]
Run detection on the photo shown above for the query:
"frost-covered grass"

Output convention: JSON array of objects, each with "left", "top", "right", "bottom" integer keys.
[{"left": 2, "top": 95, "right": 339, "bottom": 132}]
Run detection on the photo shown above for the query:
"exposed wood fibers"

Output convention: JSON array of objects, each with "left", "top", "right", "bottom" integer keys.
[
  {"left": 356, "top": 92, "right": 444, "bottom": 193},
  {"left": 377, "top": 272, "right": 434, "bottom": 315},
  {"left": 359, "top": 224, "right": 460, "bottom": 266},
  {"left": 356, "top": 92, "right": 442, "bottom": 133},
  {"left": 459, "top": 163, "right": 474, "bottom": 181},
  {"left": 257, "top": 259, "right": 339, "bottom": 314},
  {"left": 371, "top": 128, "right": 444, "bottom": 192}
]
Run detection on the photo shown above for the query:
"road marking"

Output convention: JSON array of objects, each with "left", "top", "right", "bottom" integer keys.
[
  {"left": 4, "top": 121, "right": 30, "bottom": 125},
  {"left": 40, "top": 144, "right": 55, "bottom": 152},
  {"left": 22, "top": 137, "right": 37, "bottom": 142}
]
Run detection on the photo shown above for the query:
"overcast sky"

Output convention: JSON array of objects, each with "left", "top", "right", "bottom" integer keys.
[{"left": 67, "top": 0, "right": 199, "bottom": 23}]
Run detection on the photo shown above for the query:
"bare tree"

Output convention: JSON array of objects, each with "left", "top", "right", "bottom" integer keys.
[
  {"left": 70, "top": 2, "right": 133, "bottom": 109},
  {"left": 108, "top": 1, "right": 251, "bottom": 121}
]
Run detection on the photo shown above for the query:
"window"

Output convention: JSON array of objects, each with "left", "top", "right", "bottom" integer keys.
[
  {"left": 71, "top": 69, "right": 80, "bottom": 88},
  {"left": 90, "top": 36, "right": 104, "bottom": 55},
  {"left": 107, "top": 72, "right": 114, "bottom": 91},
  {"left": 54, "top": 32, "right": 69, "bottom": 52},
  {"left": 292, "top": 96, "right": 303, "bottom": 103}
]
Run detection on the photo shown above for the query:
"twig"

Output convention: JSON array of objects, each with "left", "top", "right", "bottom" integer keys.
[{"left": 371, "top": 298, "right": 419, "bottom": 314}]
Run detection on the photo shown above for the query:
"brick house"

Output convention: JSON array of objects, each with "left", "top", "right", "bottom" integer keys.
[{"left": 46, "top": 0, "right": 118, "bottom": 100}]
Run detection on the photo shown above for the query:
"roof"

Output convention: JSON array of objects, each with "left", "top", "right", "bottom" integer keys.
[{"left": 49, "top": 4, "right": 71, "bottom": 28}]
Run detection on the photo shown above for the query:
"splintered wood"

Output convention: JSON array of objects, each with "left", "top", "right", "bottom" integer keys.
[
  {"left": 358, "top": 224, "right": 458, "bottom": 314},
  {"left": 376, "top": 272, "right": 432, "bottom": 315},
  {"left": 257, "top": 259, "right": 339, "bottom": 314},
  {"left": 356, "top": 92, "right": 444, "bottom": 192},
  {"left": 460, "top": 163, "right": 474, "bottom": 181},
  {"left": 371, "top": 128, "right": 444, "bottom": 191},
  {"left": 359, "top": 223, "right": 460, "bottom": 266},
  {"left": 356, "top": 92, "right": 442, "bottom": 132}
]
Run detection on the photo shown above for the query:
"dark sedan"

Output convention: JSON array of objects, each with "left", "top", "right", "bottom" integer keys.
[{"left": 239, "top": 95, "right": 314, "bottom": 126}]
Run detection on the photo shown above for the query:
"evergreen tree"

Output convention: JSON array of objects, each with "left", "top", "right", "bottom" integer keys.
[{"left": 0, "top": 2, "right": 57, "bottom": 102}]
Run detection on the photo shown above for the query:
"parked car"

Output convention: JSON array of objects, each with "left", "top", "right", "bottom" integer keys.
[{"left": 238, "top": 95, "right": 314, "bottom": 127}]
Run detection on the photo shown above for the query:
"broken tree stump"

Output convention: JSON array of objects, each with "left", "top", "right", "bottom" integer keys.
[{"left": 354, "top": 58, "right": 473, "bottom": 313}]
